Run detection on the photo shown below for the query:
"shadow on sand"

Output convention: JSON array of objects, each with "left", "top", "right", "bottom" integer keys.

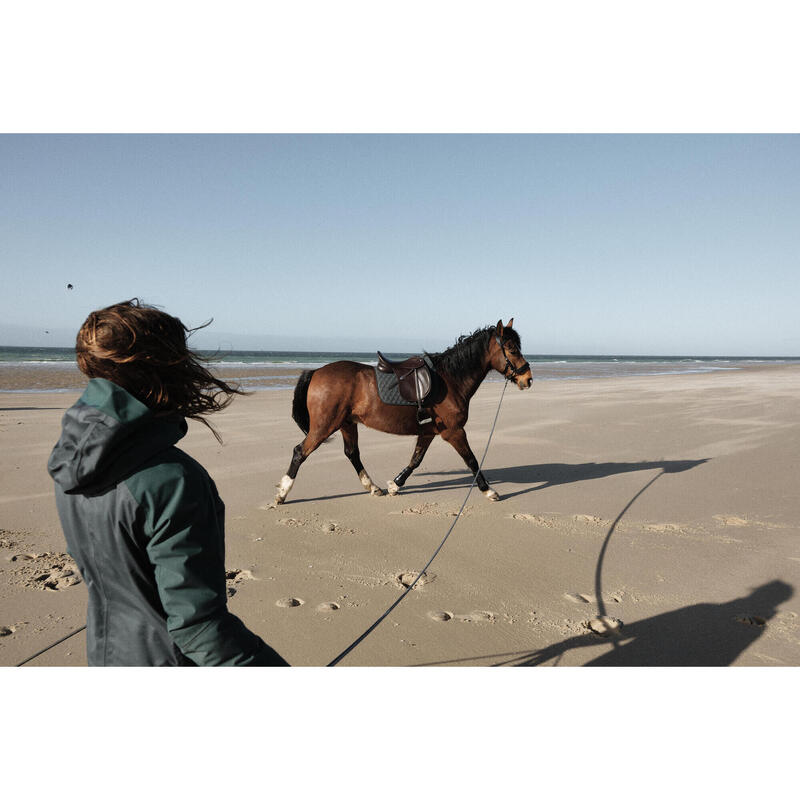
[
  {"left": 498, "top": 580, "right": 795, "bottom": 666},
  {"left": 0, "top": 407, "right": 63, "bottom": 411},
  {"left": 409, "top": 458, "right": 709, "bottom": 499},
  {"left": 290, "top": 459, "right": 711, "bottom": 504},
  {"left": 412, "top": 581, "right": 794, "bottom": 666}
]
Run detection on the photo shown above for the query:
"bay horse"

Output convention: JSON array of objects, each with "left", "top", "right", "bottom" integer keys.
[{"left": 273, "top": 319, "right": 532, "bottom": 505}]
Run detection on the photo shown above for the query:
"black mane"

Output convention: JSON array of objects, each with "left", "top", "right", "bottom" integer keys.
[{"left": 430, "top": 325, "right": 521, "bottom": 377}]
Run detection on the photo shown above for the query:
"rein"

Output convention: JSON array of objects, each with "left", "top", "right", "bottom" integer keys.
[{"left": 327, "top": 378, "right": 510, "bottom": 666}]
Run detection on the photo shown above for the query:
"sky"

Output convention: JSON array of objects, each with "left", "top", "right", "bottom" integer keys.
[{"left": 2, "top": 133, "right": 799, "bottom": 356}]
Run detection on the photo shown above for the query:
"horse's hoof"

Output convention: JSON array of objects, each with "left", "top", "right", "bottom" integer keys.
[
  {"left": 272, "top": 496, "right": 285, "bottom": 506},
  {"left": 371, "top": 486, "right": 385, "bottom": 497},
  {"left": 387, "top": 480, "right": 400, "bottom": 496},
  {"left": 484, "top": 489, "right": 501, "bottom": 501}
]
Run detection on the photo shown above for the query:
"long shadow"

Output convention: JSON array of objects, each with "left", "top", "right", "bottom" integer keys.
[
  {"left": 497, "top": 580, "right": 794, "bottom": 666},
  {"left": 284, "top": 489, "right": 367, "bottom": 505},
  {"left": 411, "top": 581, "right": 795, "bottom": 666},
  {"left": 284, "top": 459, "right": 708, "bottom": 505},
  {"left": 0, "top": 406, "right": 63, "bottom": 411},
  {"left": 405, "top": 459, "right": 709, "bottom": 499}
]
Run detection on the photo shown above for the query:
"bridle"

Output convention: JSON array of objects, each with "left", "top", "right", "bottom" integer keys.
[{"left": 495, "top": 335, "right": 530, "bottom": 380}]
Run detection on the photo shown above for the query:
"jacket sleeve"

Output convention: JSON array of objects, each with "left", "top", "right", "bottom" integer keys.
[{"left": 139, "top": 460, "right": 288, "bottom": 666}]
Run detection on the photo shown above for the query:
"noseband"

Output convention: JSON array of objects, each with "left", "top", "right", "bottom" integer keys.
[{"left": 495, "top": 335, "right": 530, "bottom": 381}]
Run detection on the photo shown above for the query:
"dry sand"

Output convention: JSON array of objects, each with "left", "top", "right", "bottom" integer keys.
[{"left": 2, "top": 364, "right": 799, "bottom": 667}]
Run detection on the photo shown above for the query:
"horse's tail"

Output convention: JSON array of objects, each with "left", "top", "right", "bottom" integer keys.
[{"left": 291, "top": 369, "right": 315, "bottom": 434}]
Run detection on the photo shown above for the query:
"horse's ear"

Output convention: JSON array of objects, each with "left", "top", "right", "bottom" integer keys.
[
  {"left": 496, "top": 319, "right": 503, "bottom": 336},
  {"left": 506, "top": 318, "right": 514, "bottom": 329}
]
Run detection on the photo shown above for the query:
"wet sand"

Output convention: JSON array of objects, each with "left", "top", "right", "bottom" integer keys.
[{"left": 1, "top": 364, "right": 799, "bottom": 667}]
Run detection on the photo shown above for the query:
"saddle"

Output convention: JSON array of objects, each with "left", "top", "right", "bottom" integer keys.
[{"left": 376, "top": 351, "right": 435, "bottom": 424}]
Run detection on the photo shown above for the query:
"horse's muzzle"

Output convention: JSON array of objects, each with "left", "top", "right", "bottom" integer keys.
[{"left": 516, "top": 374, "right": 533, "bottom": 390}]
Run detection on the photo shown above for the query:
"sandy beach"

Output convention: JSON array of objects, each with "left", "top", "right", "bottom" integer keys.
[{"left": 2, "top": 364, "right": 799, "bottom": 667}]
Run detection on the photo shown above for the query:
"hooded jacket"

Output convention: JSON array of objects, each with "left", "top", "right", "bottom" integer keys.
[{"left": 48, "top": 378, "right": 287, "bottom": 666}]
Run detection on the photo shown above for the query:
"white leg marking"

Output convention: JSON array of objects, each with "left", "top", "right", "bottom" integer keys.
[
  {"left": 275, "top": 474, "right": 294, "bottom": 504},
  {"left": 359, "top": 469, "right": 385, "bottom": 496}
]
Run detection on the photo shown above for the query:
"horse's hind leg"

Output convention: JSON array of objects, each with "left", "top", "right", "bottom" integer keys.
[
  {"left": 387, "top": 433, "right": 434, "bottom": 496},
  {"left": 341, "top": 422, "right": 384, "bottom": 497},
  {"left": 273, "top": 428, "right": 332, "bottom": 505}
]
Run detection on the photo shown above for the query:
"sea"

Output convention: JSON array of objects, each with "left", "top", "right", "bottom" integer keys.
[{"left": 1, "top": 346, "right": 798, "bottom": 393}]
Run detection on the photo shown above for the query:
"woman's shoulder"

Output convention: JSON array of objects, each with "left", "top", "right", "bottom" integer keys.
[{"left": 123, "top": 446, "right": 218, "bottom": 508}]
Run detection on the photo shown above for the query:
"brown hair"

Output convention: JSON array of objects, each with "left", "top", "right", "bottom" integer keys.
[{"left": 76, "top": 298, "right": 244, "bottom": 442}]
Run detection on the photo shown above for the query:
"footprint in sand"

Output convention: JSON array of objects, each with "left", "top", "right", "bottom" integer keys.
[
  {"left": 564, "top": 591, "right": 623, "bottom": 605},
  {"left": 454, "top": 611, "right": 496, "bottom": 623},
  {"left": 713, "top": 515, "right": 749, "bottom": 527},
  {"left": 735, "top": 615, "right": 767, "bottom": 627},
  {"left": 316, "top": 602, "right": 340, "bottom": 613},
  {"left": 564, "top": 592, "right": 595, "bottom": 604},
  {"left": 11, "top": 552, "right": 82, "bottom": 590},
  {"left": 276, "top": 597, "right": 304, "bottom": 608},
  {"left": 225, "top": 568, "right": 254, "bottom": 598},
  {"left": 400, "top": 503, "right": 439, "bottom": 516},
  {"left": 318, "top": 521, "right": 356, "bottom": 535},
  {"left": 0, "top": 625, "right": 15, "bottom": 636},
  {"left": 6, "top": 552, "right": 38, "bottom": 562},
  {"left": 585, "top": 616, "right": 623, "bottom": 637},
  {"left": 427, "top": 610, "right": 453, "bottom": 622},
  {"left": 512, "top": 513, "right": 559, "bottom": 528}
]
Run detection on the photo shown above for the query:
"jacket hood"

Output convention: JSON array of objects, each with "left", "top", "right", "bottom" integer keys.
[{"left": 48, "top": 378, "right": 187, "bottom": 493}]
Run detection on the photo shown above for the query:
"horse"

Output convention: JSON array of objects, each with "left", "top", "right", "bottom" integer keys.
[{"left": 272, "top": 319, "right": 532, "bottom": 505}]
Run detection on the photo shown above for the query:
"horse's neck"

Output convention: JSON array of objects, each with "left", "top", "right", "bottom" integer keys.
[{"left": 454, "top": 358, "right": 491, "bottom": 401}]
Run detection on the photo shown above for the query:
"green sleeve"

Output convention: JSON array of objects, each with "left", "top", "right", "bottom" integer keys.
[{"left": 130, "top": 457, "right": 288, "bottom": 666}]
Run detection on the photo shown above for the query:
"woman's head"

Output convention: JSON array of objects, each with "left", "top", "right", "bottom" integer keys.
[{"left": 76, "top": 298, "right": 243, "bottom": 439}]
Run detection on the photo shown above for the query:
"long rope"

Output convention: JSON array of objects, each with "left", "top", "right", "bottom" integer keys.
[
  {"left": 16, "top": 382, "right": 510, "bottom": 669},
  {"left": 327, "top": 380, "right": 509, "bottom": 666},
  {"left": 16, "top": 624, "right": 86, "bottom": 667}
]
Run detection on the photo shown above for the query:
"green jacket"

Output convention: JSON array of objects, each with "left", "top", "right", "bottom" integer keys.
[{"left": 47, "top": 378, "right": 287, "bottom": 666}]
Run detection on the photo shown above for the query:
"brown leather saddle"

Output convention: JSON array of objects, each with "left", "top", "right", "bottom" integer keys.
[{"left": 376, "top": 352, "right": 435, "bottom": 424}]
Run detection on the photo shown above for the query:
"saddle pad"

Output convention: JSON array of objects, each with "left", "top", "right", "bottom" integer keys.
[{"left": 375, "top": 366, "right": 417, "bottom": 406}]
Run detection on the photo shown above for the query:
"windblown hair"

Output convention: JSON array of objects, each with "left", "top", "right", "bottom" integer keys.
[
  {"left": 76, "top": 298, "right": 244, "bottom": 442},
  {"left": 431, "top": 325, "right": 521, "bottom": 377}
]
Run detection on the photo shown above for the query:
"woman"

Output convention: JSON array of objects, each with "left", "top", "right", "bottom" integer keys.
[{"left": 48, "top": 299, "right": 288, "bottom": 666}]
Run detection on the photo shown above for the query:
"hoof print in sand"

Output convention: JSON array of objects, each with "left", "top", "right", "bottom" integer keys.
[
  {"left": 585, "top": 616, "right": 623, "bottom": 637},
  {"left": 427, "top": 610, "right": 453, "bottom": 622},
  {"left": 0, "top": 625, "right": 15, "bottom": 637},
  {"left": 395, "top": 571, "right": 435, "bottom": 591},
  {"left": 276, "top": 597, "right": 304, "bottom": 608},
  {"left": 316, "top": 602, "right": 340, "bottom": 613},
  {"left": 277, "top": 517, "right": 306, "bottom": 528}
]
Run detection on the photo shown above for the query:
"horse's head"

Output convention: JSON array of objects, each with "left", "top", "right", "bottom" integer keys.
[{"left": 491, "top": 319, "right": 532, "bottom": 390}]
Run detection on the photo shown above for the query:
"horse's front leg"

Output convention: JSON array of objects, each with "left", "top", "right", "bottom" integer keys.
[
  {"left": 440, "top": 427, "right": 500, "bottom": 501},
  {"left": 387, "top": 433, "right": 435, "bottom": 495}
]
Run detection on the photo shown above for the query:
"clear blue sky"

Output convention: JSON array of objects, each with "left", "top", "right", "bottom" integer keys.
[{"left": 2, "top": 134, "right": 798, "bottom": 355}]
